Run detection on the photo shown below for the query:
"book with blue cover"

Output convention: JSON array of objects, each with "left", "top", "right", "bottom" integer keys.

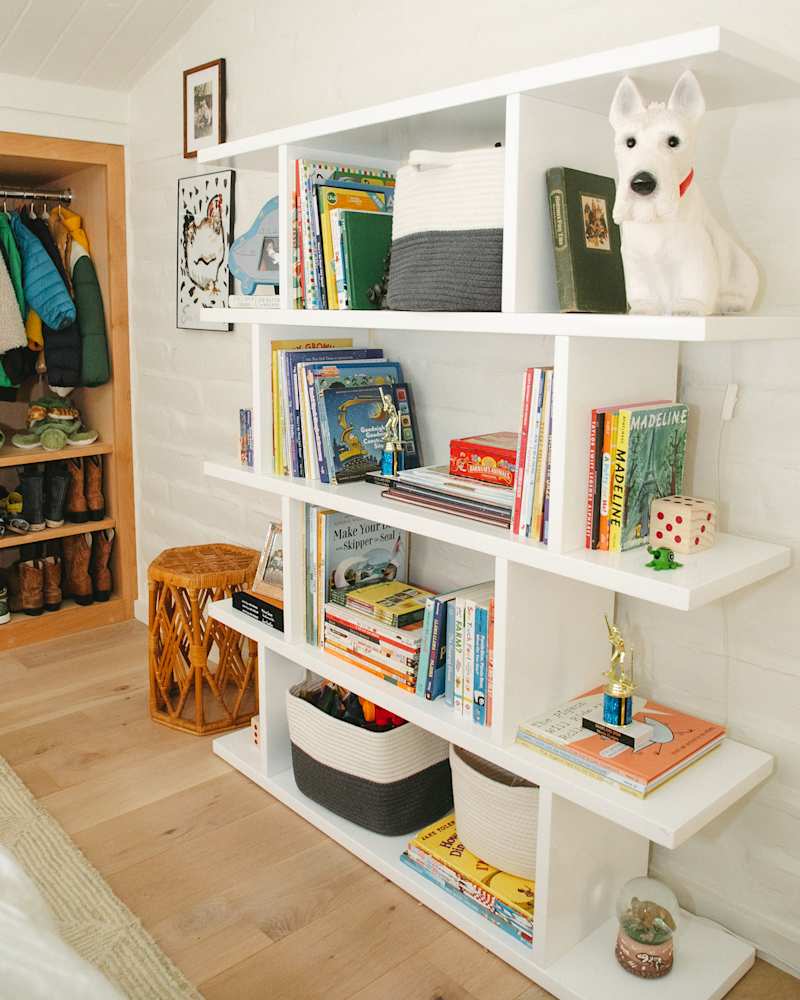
[{"left": 320, "top": 382, "right": 421, "bottom": 484}]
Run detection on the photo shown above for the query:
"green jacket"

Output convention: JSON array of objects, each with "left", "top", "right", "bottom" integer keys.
[{"left": 0, "top": 213, "right": 24, "bottom": 316}]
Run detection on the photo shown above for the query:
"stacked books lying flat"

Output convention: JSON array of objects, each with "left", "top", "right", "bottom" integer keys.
[
  {"left": 326, "top": 581, "right": 432, "bottom": 692},
  {"left": 369, "top": 465, "right": 514, "bottom": 528},
  {"left": 305, "top": 507, "right": 410, "bottom": 647},
  {"left": 292, "top": 157, "right": 395, "bottom": 310},
  {"left": 586, "top": 400, "right": 688, "bottom": 551},
  {"left": 415, "top": 582, "right": 495, "bottom": 726},
  {"left": 400, "top": 814, "right": 534, "bottom": 947},
  {"left": 271, "top": 338, "right": 421, "bottom": 481},
  {"left": 516, "top": 686, "right": 725, "bottom": 797},
  {"left": 511, "top": 367, "right": 554, "bottom": 541}
]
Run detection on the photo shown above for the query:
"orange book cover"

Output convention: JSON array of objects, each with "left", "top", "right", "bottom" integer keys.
[{"left": 517, "top": 686, "right": 725, "bottom": 787}]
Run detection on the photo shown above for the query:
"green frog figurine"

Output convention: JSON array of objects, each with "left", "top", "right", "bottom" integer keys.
[{"left": 645, "top": 546, "right": 683, "bottom": 571}]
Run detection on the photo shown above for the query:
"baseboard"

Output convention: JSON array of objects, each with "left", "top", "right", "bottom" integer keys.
[{"left": 133, "top": 597, "right": 147, "bottom": 625}]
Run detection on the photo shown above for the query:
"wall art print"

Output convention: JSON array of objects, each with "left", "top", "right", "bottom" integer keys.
[
  {"left": 183, "top": 58, "right": 226, "bottom": 158},
  {"left": 177, "top": 169, "right": 235, "bottom": 331}
]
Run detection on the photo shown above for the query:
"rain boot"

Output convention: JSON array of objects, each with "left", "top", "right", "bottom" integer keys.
[
  {"left": 17, "top": 464, "right": 45, "bottom": 531},
  {"left": 44, "top": 461, "right": 71, "bottom": 528}
]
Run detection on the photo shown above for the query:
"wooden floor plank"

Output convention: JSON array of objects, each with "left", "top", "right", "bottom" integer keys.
[{"left": 0, "top": 620, "right": 797, "bottom": 1000}]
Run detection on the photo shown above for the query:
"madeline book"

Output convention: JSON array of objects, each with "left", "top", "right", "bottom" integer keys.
[
  {"left": 319, "top": 382, "right": 421, "bottom": 484},
  {"left": 546, "top": 167, "right": 627, "bottom": 313}
]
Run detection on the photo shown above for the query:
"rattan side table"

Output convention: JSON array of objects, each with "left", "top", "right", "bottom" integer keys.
[{"left": 148, "top": 544, "right": 259, "bottom": 735}]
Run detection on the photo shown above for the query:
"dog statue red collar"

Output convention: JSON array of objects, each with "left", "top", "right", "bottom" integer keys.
[{"left": 679, "top": 168, "right": 694, "bottom": 197}]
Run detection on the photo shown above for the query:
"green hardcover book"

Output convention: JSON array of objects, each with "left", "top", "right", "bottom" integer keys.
[
  {"left": 619, "top": 403, "right": 688, "bottom": 551},
  {"left": 341, "top": 211, "right": 393, "bottom": 310},
  {"left": 546, "top": 167, "right": 626, "bottom": 313}
]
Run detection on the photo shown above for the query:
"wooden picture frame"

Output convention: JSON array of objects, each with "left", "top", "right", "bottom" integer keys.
[
  {"left": 183, "top": 58, "right": 226, "bottom": 158},
  {"left": 252, "top": 521, "right": 283, "bottom": 601}
]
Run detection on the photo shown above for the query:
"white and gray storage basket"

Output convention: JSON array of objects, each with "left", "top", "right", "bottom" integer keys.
[
  {"left": 450, "top": 744, "right": 538, "bottom": 878},
  {"left": 387, "top": 146, "right": 505, "bottom": 312},
  {"left": 287, "top": 682, "right": 453, "bottom": 835}
]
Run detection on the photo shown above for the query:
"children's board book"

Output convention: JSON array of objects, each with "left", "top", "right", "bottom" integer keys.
[
  {"left": 617, "top": 403, "right": 688, "bottom": 551},
  {"left": 546, "top": 167, "right": 627, "bottom": 313},
  {"left": 319, "top": 511, "right": 408, "bottom": 603},
  {"left": 340, "top": 211, "right": 394, "bottom": 310},
  {"left": 336, "top": 580, "right": 434, "bottom": 626},
  {"left": 319, "top": 382, "right": 421, "bottom": 484},
  {"left": 516, "top": 686, "right": 725, "bottom": 796}
]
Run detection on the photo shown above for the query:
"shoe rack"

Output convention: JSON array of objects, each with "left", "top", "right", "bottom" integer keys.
[{"left": 0, "top": 131, "right": 136, "bottom": 649}]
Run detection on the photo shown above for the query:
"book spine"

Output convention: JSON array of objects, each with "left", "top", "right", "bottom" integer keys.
[
  {"left": 520, "top": 370, "right": 543, "bottom": 538},
  {"left": 598, "top": 411, "right": 615, "bottom": 550},
  {"left": 294, "top": 159, "right": 303, "bottom": 308},
  {"left": 315, "top": 510, "right": 325, "bottom": 645},
  {"left": 426, "top": 599, "right": 445, "bottom": 700},
  {"left": 272, "top": 348, "right": 283, "bottom": 474},
  {"left": 331, "top": 210, "right": 347, "bottom": 309},
  {"left": 608, "top": 409, "right": 631, "bottom": 552},
  {"left": 591, "top": 411, "right": 605, "bottom": 549},
  {"left": 473, "top": 605, "right": 488, "bottom": 725},
  {"left": 323, "top": 617, "right": 419, "bottom": 667},
  {"left": 453, "top": 598, "right": 465, "bottom": 714},
  {"left": 541, "top": 401, "right": 553, "bottom": 544},
  {"left": 585, "top": 409, "right": 598, "bottom": 548},
  {"left": 546, "top": 167, "right": 578, "bottom": 312},
  {"left": 512, "top": 369, "right": 533, "bottom": 535},
  {"left": 486, "top": 597, "right": 495, "bottom": 726},
  {"left": 305, "top": 505, "right": 315, "bottom": 643},
  {"left": 311, "top": 176, "right": 327, "bottom": 309},
  {"left": 444, "top": 599, "right": 457, "bottom": 706},
  {"left": 533, "top": 371, "right": 552, "bottom": 540},
  {"left": 415, "top": 598, "right": 436, "bottom": 697},
  {"left": 463, "top": 600, "right": 476, "bottom": 718}
]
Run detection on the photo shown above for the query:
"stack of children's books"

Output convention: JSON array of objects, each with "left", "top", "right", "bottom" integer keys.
[
  {"left": 511, "top": 367, "right": 554, "bottom": 542},
  {"left": 369, "top": 466, "right": 514, "bottom": 528},
  {"left": 516, "top": 687, "right": 725, "bottom": 797},
  {"left": 292, "top": 157, "right": 395, "bottom": 310},
  {"left": 271, "top": 338, "right": 421, "bottom": 481},
  {"left": 585, "top": 401, "right": 688, "bottom": 551},
  {"left": 400, "top": 814, "right": 534, "bottom": 946}
]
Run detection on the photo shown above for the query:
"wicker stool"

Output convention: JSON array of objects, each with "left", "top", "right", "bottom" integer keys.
[{"left": 148, "top": 544, "right": 259, "bottom": 735}]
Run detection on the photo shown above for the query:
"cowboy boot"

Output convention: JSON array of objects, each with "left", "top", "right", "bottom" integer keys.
[
  {"left": 42, "top": 554, "right": 63, "bottom": 612},
  {"left": 17, "top": 464, "right": 45, "bottom": 531},
  {"left": 91, "top": 528, "right": 114, "bottom": 602},
  {"left": 65, "top": 458, "right": 88, "bottom": 523},
  {"left": 44, "top": 461, "right": 71, "bottom": 528},
  {"left": 62, "top": 533, "right": 93, "bottom": 605},
  {"left": 18, "top": 559, "right": 44, "bottom": 616},
  {"left": 85, "top": 455, "right": 105, "bottom": 521}
]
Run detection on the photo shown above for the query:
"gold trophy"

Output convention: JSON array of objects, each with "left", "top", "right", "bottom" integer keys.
[
  {"left": 603, "top": 616, "right": 635, "bottom": 726},
  {"left": 379, "top": 387, "right": 404, "bottom": 476}
]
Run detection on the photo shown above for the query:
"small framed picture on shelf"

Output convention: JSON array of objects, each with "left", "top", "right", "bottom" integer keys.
[
  {"left": 183, "top": 58, "right": 226, "bottom": 158},
  {"left": 252, "top": 521, "right": 283, "bottom": 601}
]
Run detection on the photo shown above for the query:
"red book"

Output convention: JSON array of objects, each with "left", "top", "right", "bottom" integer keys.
[
  {"left": 585, "top": 411, "right": 599, "bottom": 548},
  {"left": 511, "top": 370, "right": 534, "bottom": 534}
]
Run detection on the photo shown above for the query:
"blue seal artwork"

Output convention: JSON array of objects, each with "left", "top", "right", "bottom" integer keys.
[{"left": 229, "top": 196, "right": 279, "bottom": 294}]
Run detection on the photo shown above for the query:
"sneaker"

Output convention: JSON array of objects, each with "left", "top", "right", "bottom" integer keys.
[{"left": 0, "top": 586, "right": 9, "bottom": 624}]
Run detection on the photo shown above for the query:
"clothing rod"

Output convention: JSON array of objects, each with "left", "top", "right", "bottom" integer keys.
[{"left": 0, "top": 187, "right": 72, "bottom": 204}]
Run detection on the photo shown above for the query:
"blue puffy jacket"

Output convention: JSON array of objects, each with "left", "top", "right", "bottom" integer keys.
[{"left": 10, "top": 213, "right": 75, "bottom": 330}]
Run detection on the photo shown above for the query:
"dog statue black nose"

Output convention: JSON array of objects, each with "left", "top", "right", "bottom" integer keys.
[{"left": 631, "top": 171, "right": 657, "bottom": 195}]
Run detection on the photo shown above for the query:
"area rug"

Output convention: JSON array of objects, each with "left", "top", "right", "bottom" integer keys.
[{"left": 0, "top": 757, "right": 202, "bottom": 1000}]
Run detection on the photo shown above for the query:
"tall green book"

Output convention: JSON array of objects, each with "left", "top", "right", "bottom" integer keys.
[
  {"left": 546, "top": 167, "right": 627, "bottom": 313},
  {"left": 341, "top": 211, "right": 393, "bottom": 310}
]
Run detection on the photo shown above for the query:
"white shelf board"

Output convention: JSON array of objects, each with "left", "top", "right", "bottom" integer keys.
[
  {"left": 205, "top": 462, "right": 790, "bottom": 611},
  {"left": 213, "top": 726, "right": 755, "bottom": 999},
  {"left": 198, "top": 27, "right": 800, "bottom": 170},
  {"left": 210, "top": 600, "right": 773, "bottom": 850},
  {"left": 199, "top": 308, "right": 800, "bottom": 342}
]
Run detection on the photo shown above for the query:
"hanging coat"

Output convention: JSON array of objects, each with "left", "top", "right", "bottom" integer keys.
[
  {"left": 0, "top": 253, "right": 26, "bottom": 353},
  {"left": 0, "top": 214, "right": 24, "bottom": 316},
  {"left": 50, "top": 207, "right": 110, "bottom": 387},
  {"left": 20, "top": 215, "right": 82, "bottom": 391},
  {"left": 10, "top": 213, "right": 75, "bottom": 331}
]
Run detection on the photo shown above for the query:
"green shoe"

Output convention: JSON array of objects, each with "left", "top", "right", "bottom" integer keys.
[{"left": 39, "top": 427, "right": 68, "bottom": 451}]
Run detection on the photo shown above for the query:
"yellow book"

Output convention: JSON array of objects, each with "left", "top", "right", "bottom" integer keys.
[
  {"left": 410, "top": 815, "right": 534, "bottom": 920},
  {"left": 270, "top": 338, "right": 352, "bottom": 475},
  {"left": 317, "top": 185, "right": 388, "bottom": 309},
  {"left": 341, "top": 580, "right": 434, "bottom": 625},
  {"left": 608, "top": 408, "right": 631, "bottom": 552}
]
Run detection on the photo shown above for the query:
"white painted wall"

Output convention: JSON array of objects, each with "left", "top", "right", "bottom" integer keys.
[{"left": 126, "top": 0, "right": 800, "bottom": 974}]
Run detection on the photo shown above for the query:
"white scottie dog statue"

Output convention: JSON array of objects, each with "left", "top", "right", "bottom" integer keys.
[{"left": 609, "top": 70, "right": 758, "bottom": 315}]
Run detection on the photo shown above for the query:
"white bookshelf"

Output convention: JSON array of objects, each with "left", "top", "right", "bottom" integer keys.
[{"left": 202, "top": 27, "right": 799, "bottom": 1000}]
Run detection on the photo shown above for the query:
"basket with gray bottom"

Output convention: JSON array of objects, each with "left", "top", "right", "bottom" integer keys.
[{"left": 287, "top": 682, "right": 453, "bottom": 835}]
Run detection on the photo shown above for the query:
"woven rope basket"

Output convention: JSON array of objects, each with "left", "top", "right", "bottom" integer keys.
[
  {"left": 287, "top": 683, "right": 452, "bottom": 835},
  {"left": 450, "top": 744, "right": 539, "bottom": 878}
]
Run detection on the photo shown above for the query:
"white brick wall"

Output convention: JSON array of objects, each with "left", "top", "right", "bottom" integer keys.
[{"left": 127, "top": 0, "right": 800, "bottom": 972}]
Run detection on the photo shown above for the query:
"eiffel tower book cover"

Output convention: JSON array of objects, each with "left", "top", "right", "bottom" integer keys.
[{"left": 613, "top": 403, "right": 688, "bottom": 551}]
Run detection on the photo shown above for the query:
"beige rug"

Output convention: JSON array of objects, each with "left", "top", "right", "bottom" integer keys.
[{"left": 0, "top": 756, "right": 202, "bottom": 1000}]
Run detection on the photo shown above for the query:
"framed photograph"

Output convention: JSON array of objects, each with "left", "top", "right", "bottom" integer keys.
[
  {"left": 177, "top": 169, "right": 235, "bottom": 330},
  {"left": 252, "top": 522, "right": 283, "bottom": 601},
  {"left": 183, "top": 58, "right": 225, "bottom": 158}
]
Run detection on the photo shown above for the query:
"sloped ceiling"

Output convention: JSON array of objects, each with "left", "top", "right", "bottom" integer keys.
[{"left": 0, "top": 0, "right": 215, "bottom": 92}]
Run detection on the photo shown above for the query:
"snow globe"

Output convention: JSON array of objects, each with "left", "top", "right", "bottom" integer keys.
[{"left": 615, "top": 876, "right": 679, "bottom": 978}]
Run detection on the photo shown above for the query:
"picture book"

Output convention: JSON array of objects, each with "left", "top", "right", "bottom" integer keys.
[
  {"left": 319, "top": 382, "right": 421, "bottom": 484},
  {"left": 340, "top": 210, "right": 394, "bottom": 310},
  {"left": 516, "top": 686, "right": 725, "bottom": 795},
  {"left": 619, "top": 403, "right": 689, "bottom": 551},
  {"left": 316, "top": 182, "right": 392, "bottom": 308},
  {"left": 546, "top": 166, "right": 627, "bottom": 313},
  {"left": 337, "top": 580, "right": 434, "bottom": 626}
]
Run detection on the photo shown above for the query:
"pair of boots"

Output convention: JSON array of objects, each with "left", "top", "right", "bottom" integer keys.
[
  {"left": 14, "top": 530, "right": 114, "bottom": 615},
  {"left": 16, "top": 456, "right": 104, "bottom": 531}
]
